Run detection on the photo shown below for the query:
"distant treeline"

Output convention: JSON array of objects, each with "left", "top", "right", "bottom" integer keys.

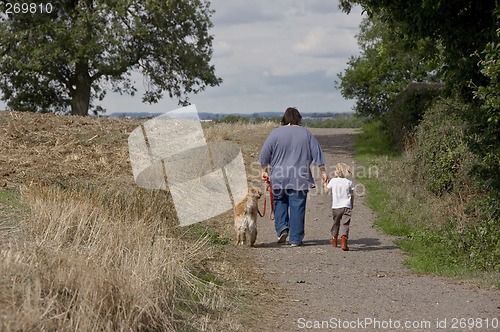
[
  {"left": 109, "top": 111, "right": 358, "bottom": 122},
  {"left": 303, "top": 115, "right": 366, "bottom": 128},
  {"left": 214, "top": 112, "right": 365, "bottom": 128},
  {"left": 207, "top": 111, "right": 355, "bottom": 120}
]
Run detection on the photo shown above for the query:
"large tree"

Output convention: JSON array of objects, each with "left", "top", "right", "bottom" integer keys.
[
  {"left": 339, "top": 0, "right": 500, "bottom": 212},
  {"left": 336, "top": 14, "right": 441, "bottom": 118},
  {"left": 339, "top": 0, "right": 498, "bottom": 98},
  {"left": 0, "top": 0, "right": 221, "bottom": 115}
]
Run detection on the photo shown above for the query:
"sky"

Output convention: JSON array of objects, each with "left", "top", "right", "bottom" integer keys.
[{"left": 0, "top": 1, "right": 365, "bottom": 115}]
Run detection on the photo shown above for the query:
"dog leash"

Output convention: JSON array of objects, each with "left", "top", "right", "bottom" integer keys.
[
  {"left": 258, "top": 175, "right": 274, "bottom": 220},
  {"left": 258, "top": 196, "right": 267, "bottom": 218}
]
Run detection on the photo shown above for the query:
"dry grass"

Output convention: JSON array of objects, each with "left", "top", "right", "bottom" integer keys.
[
  {"left": 204, "top": 120, "right": 277, "bottom": 186},
  {"left": 0, "top": 112, "right": 277, "bottom": 331},
  {"left": 0, "top": 111, "right": 139, "bottom": 188},
  {"left": 0, "top": 184, "right": 236, "bottom": 331},
  {"left": 203, "top": 120, "right": 276, "bottom": 143}
]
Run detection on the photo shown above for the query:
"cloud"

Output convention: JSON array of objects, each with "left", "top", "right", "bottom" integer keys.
[
  {"left": 213, "top": 1, "right": 286, "bottom": 26},
  {"left": 293, "top": 27, "right": 327, "bottom": 54},
  {"left": 265, "top": 70, "right": 335, "bottom": 94},
  {"left": 214, "top": 40, "right": 233, "bottom": 58},
  {"left": 292, "top": 25, "right": 360, "bottom": 59},
  {"left": 307, "top": 0, "right": 343, "bottom": 14}
]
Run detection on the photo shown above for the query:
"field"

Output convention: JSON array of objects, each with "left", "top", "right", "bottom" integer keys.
[
  {"left": 0, "top": 111, "right": 276, "bottom": 331},
  {"left": 2, "top": 111, "right": 498, "bottom": 331}
]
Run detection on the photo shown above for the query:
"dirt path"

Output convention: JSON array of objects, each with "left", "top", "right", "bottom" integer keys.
[{"left": 244, "top": 128, "right": 499, "bottom": 332}]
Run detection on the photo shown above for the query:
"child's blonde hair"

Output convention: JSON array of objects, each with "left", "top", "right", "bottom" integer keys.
[{"left": 334, "top": 162, "right": 352, "bottom": 178}]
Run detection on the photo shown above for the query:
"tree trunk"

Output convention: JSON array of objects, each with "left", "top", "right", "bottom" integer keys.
[{"left": 71, "top": 61, "right": 92, "bottom": 116}]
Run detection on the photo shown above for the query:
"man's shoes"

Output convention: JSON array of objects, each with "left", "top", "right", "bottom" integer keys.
[
  {"left": 341, "top": 235, "right": 349, "bottom": 251},
  {"left": 289, "top": 242, "right": 302, "bottom": 247},
  {"left": 277, "top": 229, "right": 288, "bottom": 244}
]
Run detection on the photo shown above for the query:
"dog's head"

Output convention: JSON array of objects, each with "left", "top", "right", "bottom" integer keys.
[{"left": 248, "top": 187, "right": 262, "bottom": 200}]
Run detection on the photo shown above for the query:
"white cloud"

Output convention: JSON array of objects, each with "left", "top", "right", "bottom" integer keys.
[
  {"left": 293, "top": 27, "right": 326, "bottom": 54},
  {"left": 214, "top": 40, "right": 233, "bottom": 58}
]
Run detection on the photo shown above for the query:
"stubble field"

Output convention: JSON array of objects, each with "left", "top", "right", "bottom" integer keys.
[{"left": 0, "top": 111, "right": 276, "bottom": 331}]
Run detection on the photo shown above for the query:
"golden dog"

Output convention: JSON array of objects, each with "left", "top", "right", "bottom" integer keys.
[{"left": 234, "top": 187, "right": 262, "bottom": 247}]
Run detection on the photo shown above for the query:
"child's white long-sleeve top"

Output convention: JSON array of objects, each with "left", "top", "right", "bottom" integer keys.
[{"left": 326, "top": 177, "right": 354, "bottom": 209}]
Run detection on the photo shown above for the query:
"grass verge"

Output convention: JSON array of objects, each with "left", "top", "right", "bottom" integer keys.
[{"left": 354, "top": 121, "right": 499, "bottom": 288}]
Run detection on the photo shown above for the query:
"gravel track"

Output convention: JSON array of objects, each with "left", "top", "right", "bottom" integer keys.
[{"left": 245, "top": 128, "right": 499, "bottom": 332}]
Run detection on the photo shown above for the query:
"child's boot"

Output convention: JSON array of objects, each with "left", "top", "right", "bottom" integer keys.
[
  {"left": 330, "top": 236, "right": 338, "bottom": 247},
  {"left": 341, "top": 235, "right": 349, "bottom": 251}
]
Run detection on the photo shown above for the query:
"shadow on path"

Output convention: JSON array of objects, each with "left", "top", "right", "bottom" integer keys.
[{"left": 254, "top": 237, "right": 399, "bottom": 251}]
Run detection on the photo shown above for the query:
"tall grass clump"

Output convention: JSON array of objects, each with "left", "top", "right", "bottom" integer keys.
[
  {"left": 0, "top": 184, "right": 236, "bottom": 331},
  {"left": 354, "top": 120, "right": 399, "bottom": 159}
]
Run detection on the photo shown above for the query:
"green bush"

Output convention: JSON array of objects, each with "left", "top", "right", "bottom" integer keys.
[
  {"left": 411, "top": 100, "right": 475, "bottom": 195},
  {"left": 384, "top": 82, "right": 444, "bottom": 149},
  {"left": 446, "top": 191, "right": 500, "bottom": 272},
  {"left": 471, "top": 25, "right": 500, "bottom": 231},
  {"left": 356, "top": 115, "right": 499, "bottom": 282},
  {"left": 355, "top": 120, "right": 399, "bottom": 157},
  {"left": 408, "top": 100, "right": 499, "bottom": 272}
]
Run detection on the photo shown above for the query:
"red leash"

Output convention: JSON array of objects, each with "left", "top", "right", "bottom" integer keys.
[{"left": 258, "top": 176, "right": 275, "bottom": 220}]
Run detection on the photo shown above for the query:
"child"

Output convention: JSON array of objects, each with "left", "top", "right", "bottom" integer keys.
[{"left": 323, "top": 163, "right": 354, "bottom": 251}]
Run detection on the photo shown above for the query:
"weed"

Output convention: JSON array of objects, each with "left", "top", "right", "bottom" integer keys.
[{"left": 190, "top": 224, "right": 231, "bottom": 246}]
